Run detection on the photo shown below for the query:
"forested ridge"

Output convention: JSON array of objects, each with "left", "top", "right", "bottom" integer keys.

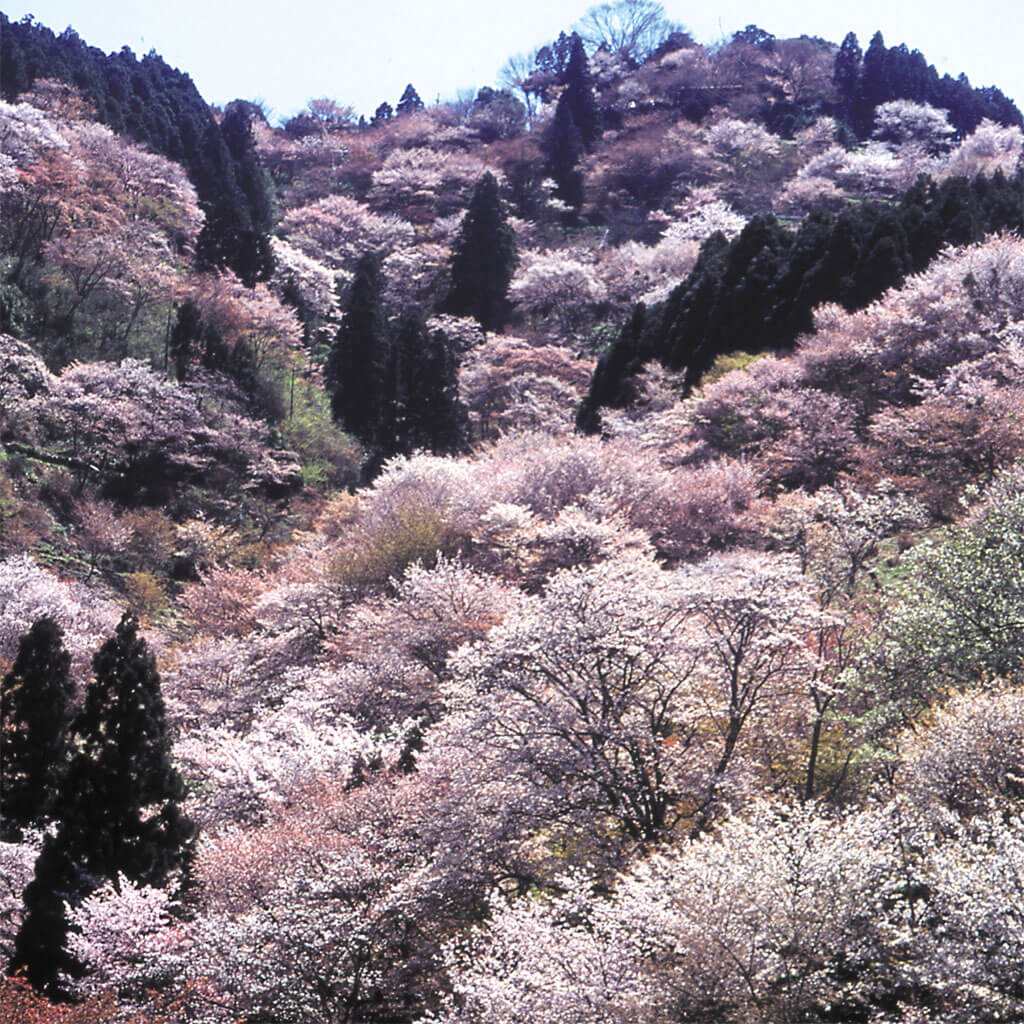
[{"left": 3, "top": 5, "right": 1024, "bottom": 1022}]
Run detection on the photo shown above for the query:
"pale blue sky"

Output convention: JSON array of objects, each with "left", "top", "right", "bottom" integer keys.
[{"left": 3, "top": 1, "right": 1021, "bottom": 122}]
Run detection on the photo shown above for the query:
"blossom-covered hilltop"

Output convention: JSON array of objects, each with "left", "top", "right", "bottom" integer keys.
[{"left": 2, "top": 5, "right": 1024, "bottom": 1021}]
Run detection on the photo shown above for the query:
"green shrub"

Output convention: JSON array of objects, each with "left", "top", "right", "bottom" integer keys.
[
  {"left": 332, "top": 505, "right": 465, "bottom": 591},
  {"left": 279, "top": 382, "right": 362, "bottom": 491}
]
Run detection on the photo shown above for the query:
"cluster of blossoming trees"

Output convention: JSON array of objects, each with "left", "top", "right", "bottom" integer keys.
[
  {"left": 9, "top": 232, "right": 1024, "bottom": 1019},
  {"left": 6, "top": 8, "right": 1024, "bottom": 1021},
  {"left": 6, "top": 443, "right": 1024, "bottom": 1022}
]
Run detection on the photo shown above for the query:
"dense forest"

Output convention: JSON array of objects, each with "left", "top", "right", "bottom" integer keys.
[{"left": 3, "top": 3, "right": 1024, "bottom": 1021}]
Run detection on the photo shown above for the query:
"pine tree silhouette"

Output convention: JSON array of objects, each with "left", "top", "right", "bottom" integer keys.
[
  {"left": 0, "top": 617, "right": 74, "bottom": 841},
  {"left": 561, "top": 33, "right": 600, "bottom": 150},
  {"left": 58, "top": 612, "right": 194, "bottom": 886},
  {"left": 544, "top": 99, "right": 586, "bottom": 210},
  {"left": 445, "top": 172, "right": 518, "bottom": 331},
  {"left": 327, "top": 254, "right": 392, "bottom": 453},
  {"left": 396, "top": 83, "right": 424, "bottom": 116},
  {"left": 387, "top": 311, "right": 468, "bottom": 457},
  {"left": 8, "top": 831, "right": 90, "bottom": 998},
  {"left": 9, "top": 614, "right": 194, "bottom": 997},
  {"left": 833, "top": 32, "right": 863, "bottom": 132}
]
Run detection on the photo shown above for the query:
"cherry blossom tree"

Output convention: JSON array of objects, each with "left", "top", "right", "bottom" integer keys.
[
  {"left": 940, "top": 118, "right": 1024, "bottom": 179},
  {"left": 22, "top": 358, "right": 301, "bottom": 500},
  {"left": 439, "top": 800, "right": 912, "bottom": 1024},
  {"left": 459, "top": 335, "right": 592, "bottom": 438},
  {"left": 368, "top": 148, "right": 496, "bottom": 222},
  {"left": 0, "top": 831, "right": 41, "bottom": 962},
  {"left": 438, "top": 549, "right": 822, "bottom": 851},
  {"left": 0, "top": 554, "right": 116, "bottom": 679},
  {"left": 873, "top": 100, "right": 955, "bottom": 154},
  {"left": 509, "top": 249, "right": 606, "bottom": 338},
  {"left": 280, "top": 194, "right": 415, "bottom": 271},
  {"left": 898, "top": 687, "right": 1024, "bottom": 822}
]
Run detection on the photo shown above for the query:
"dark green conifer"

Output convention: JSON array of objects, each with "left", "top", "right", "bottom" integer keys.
[
  {"left": 544, "top": 99, "right": 586, "bottom": 210},
  {"left": 576, "top": 303, "right": 649, "bottom": 435},
  {"left": 9, "top": 614, "right": 193, "bottom": 998},
  {"left": 859, "top": 31, "right": 891, "bottom": 132},
  {"left": 327, "top": 254, "right": 392, "bottom": 451},
  {"left": 560, "top": 32, "right": 601, "bottom": 149},
  {"left": 532, "top": 31, "right": 574, "bottom": 101},
  {"left": 194, "top": 103, "right": 275, "bottom": 287},
  {"left": 0, "top": 617, "right": 74, "bottom": 840},
  {"left": 388, "top": 311, "right": 468, "bottom": 457},
  {"left": 445, "top": 172, "right": 518, "bottom": 332},
  {"left": 8, "top": 832, "right": 87, "bottom": 998},
  {"left": 219, "top": 101, "right": 276, "bottom": 286},
  {"left": 833, "top": 32, "right": 863, "bottom": 131},
  {"left": 396, "top": 83, "right": 424, "bottom": 116},
  {"left": 57, "top": 613, "right": 194, "bottom": 887}
]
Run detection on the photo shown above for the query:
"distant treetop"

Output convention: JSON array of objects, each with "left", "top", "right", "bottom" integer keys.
[
  {"left": 397, "top": 83, "right": 425, "bottom": 116},
  {"left": 574, "top": 0, "right": 689, "bottom": 66}
]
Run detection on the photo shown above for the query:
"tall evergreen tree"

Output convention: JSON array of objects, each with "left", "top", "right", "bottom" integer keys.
[
  {"left": 194, "top": 104, "right": 275, "bottom": 286},
  {"left": 0, "top": 617, "right": 74, "bottom": 840},
  {"left": 327, "top": 254, "right": 392, "bottom": 451},
  {"left": 541, "top": 32, "right": 598, "bottom": 213},
  {"left": 218, "top": 101, "right": 276, "bottom": 286},
  {"left": 561, "top": 32, "right": 601, "bottom": 150},
  {"left": 532, "top": 30, "right": 574, "bottom": 100},
  {"left": 58, "top": 613, "right": 194, "bottom": 887},
  {"left": 8, "top": 831, "right": 87, "bottom": 998},
  {"left": 388, "top": 311, "right": 468, "bottom": 457},
  {"left": 445, "top": 172, "right": 518, "bottom": 332},
  {"left": 396, "top": 83, "right": 424, "bottom": 116},
  {"left": 833, "top": 31, "right": 863, "bottom": 131},
  {"left": 859, "top": 31, "right": 891, "bottom": 131},
  {"left": 9, "top": 614, "right": 193, "bottom": 997},
  {"left": 544, "top": 99, "right": 586, "bottom": 211},
  {"left": 576, "top": 302, "right": 649, "bottom": 434}
]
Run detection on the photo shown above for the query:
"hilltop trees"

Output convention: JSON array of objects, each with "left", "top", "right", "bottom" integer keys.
[
  {"left": 445, "top": 172, "right": 518, "bottom": 332},
  {"left": 575, "top": 0, "right": 686, "bottom": 66},
  {"left": 541, "top": 32, "right": 600, "bottom": 211},
  {"left": 396, "top": 84, "right": 425, "bottom": 117},
  {"left": 830, "top": 28, "right": 1023, "bottom": 139},
  {"left": 0, "top": 17, "right": 276, "bottom": 287}
]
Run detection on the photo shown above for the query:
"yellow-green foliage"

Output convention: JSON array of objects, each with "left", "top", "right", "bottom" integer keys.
[
  {"left": 702, "top": 350, "right": 761, "bottom": 386},
  {"left": 123, "top": 508, "right": 178, "bottom": 572},
  {"left": 331, "top": 505, "right": 465, "bottom": 591},
  {"left": 279, "top": 381, "right": 362, "bottom": 490},
  {"left": 124, "top": 570, "right": 169, "bottom": 623}
]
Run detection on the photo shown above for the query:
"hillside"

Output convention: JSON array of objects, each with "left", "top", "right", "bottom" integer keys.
[{"left": 3, "top": 5, "right": 1024, "bottom": 1022}]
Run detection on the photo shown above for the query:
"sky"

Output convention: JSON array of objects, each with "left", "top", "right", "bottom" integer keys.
[{"left": 2, "top": 0, "right": 1022, "bottom": 122}]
